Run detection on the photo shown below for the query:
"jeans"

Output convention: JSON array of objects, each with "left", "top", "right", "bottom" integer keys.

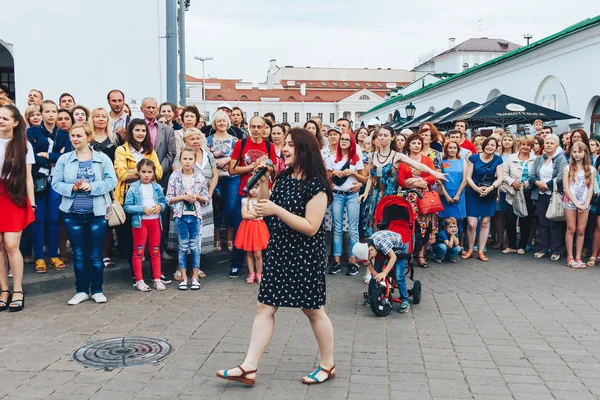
[
  {"left": 63, "top": 213, "right": 107, "bottom": 295},
  {"left": 231, "top": 195, "right": 246, "bottom": 269},
  {"left": 433, "top": 243, "right": 462, "bottom": 260},
  {"left": 332, "top": 191, "right": 359, "bottom": 258},
  {"left": 215, "top": 175, "right": 240, "bottom": 228},
  {"left": 32, "top": 187, "right": 61, "bottom": 259},
  {"left": 373, "top": 255, "right": 408, "bottom": 302},
  {"left": 175, "top": 215, "right": 200, "bottom": 270},
  {"left": 132, "top": 218, "right": 162, "bottom": 282},
  {"left": 536, "top": 194, "right": 564, "bottom": 254}
]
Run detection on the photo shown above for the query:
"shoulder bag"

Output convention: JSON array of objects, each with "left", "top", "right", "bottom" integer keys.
[
  {"left": 104, "top": 192, "right": 126, "bottom": 227},
  {"left": 417, "top": 190, "right": 444, "bottom": 214},
  {"left": 512, "top": 188, "right": 528, "bottom": 218},
  {"left": 545, "top": 178, "right": 565, "bottom": 221},
  {"left": 475, "top": 155, "right": 499, "bottom": 199}
]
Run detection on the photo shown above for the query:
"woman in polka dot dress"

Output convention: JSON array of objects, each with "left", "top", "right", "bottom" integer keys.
[{"left": 217, "top": 128, "right": 337, "bottom": 386}]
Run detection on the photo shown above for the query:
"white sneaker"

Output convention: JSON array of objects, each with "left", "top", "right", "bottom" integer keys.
[
  {"left": 154, "top": 280, "right": 166, "bottom": 291},
  {"left": 68, "top": 292, "right": 90, "bottom": 305},
  {"left": 91, "top": 293, "right": 107, "bottom": 303},
  {"left": 363, "top": 274, "right": 372, "bottom": 284}
]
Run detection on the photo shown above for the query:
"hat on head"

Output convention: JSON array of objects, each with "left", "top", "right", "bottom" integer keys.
[
  {"left": 367, "top": 117, "right": 380, "bottom": 126},
  {"left": 400, "top": 129, "right": 413, "bottom": 136},
  {"left": 352, "top": 242, "right": 369, "bottom": 262},
  {"left": 217, "top": 102, "right": 232, "bottom": 112},
  {"left": 327, "top": 125, "right": 342, "bottom": 135}
]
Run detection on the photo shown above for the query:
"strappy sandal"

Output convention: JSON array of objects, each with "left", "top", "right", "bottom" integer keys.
[
  {"left": 461, "top": 250, "right": 473, "bottom": 259},
  {"left": 9, "top": 290, "right": 25, "bottom": 312},
  {"left": 302, "top": 365, "right": 336, "bottom": 385},
  {"left": 227, "top": 241, "right": 234, "bottom": 252},
  {"left": 586, "top": 256, "right": 597, "bottom": 267},
  {"left": 416, "top": 257, "right": 429, "bottom": 269},
  {"left": 478, "top": 252, "right": 488, "bottom": 262},
  {"left": 216, "top": 365, "right": 257, "bottom": 386},
  {"left": 134, "top": 280, "right": 151, "bottom": 292},
  {"left": 103, "top": 258, "right": 116, "bottom": 268},
  {"left": 575, "top": 258, "right": 587, "bottom": 269},
  {"left": 214, "top": 242, "right": 221, "bottom": 253},
  {"left": 0, "top": 290, "right": 10, "bottom": 312}
]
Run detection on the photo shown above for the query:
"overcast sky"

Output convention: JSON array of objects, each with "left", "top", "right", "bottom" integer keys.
[{"left": 183, "top": 0, "right": 598, "bottom": 83}]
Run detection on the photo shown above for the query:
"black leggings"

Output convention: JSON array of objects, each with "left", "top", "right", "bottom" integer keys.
[{"left": 505, "top": 194, "right": 535, "bottom": 249}]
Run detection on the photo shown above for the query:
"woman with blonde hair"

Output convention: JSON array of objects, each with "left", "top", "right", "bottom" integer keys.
[
  {"left": 24, "top": 104, "right": 42, "bottom": 128},
  {"left": 493, "top": 132, "right": 519, "bottom": 249}
]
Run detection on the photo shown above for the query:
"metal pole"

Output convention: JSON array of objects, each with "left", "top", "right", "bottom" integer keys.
[
  {"left": 178, "top": 0, "right": 186, "bottom": 106},
  {"left": 165, "top": 0, "right": 178, "bottom": 103},
  {"left": 202, "top": 61, "right": 206, "bottom": 116}
]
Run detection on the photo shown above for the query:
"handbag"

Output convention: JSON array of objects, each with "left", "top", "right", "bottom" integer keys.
[
  {"left": 512, "top": 188, "right": 528, "bottom": 218},
  {"left": 476, "top": 158, "right": 499, "bottom": 199},
  {"left": 331, "top": 159, "right": 351, "bottom": 187},
  {"left": 104, "top": 192, "right": 126, "bottom": 227},
  {"left": 33, "top": 173, "right": 49, "bottom": 193},
  {"left": 417, "top": 190, "right": 444, "bottom": 214},
  {"left": 545, "top": 178, "right": 566, "bottom": 221}
]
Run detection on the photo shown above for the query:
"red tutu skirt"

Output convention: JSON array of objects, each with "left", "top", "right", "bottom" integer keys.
[
  {"left": 0, "top": 183, "right": 35, "bottom": 232},
  {"left": 234, "top": 219, "right": 270, "bottom": 251}
]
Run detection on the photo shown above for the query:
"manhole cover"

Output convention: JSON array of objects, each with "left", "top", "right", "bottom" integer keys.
[{"left": 71, "top": 336, "right": 172, "bottom": 369}]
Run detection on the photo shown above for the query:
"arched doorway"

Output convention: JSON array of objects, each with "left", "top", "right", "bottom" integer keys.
[
  {"left": 591, "top": 98, "right": 600, "bottom": 137},
  {"left": 0, "top": 40, "right": 15, "bottom": 100}
]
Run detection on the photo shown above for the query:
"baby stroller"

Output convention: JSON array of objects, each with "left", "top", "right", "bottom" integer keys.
[{"left": 365, "top": 191, "right": 422, "bottom": 317}]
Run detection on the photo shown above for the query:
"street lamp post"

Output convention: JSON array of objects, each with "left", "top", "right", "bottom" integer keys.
[
  {"left": 405, "top": 102, "right": 416, "bottom": 120},
  {"left": 194, "top": 56, "right": 213, "bottom": 118}
]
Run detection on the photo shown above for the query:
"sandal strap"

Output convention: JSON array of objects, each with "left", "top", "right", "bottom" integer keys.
[{"left": 307, "top": 366, "right": 322, "bottom": 382}]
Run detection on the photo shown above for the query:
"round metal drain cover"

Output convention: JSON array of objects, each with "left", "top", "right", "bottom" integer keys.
[{"left": 71, "top": 336, "right": 172, "bottom": 369}]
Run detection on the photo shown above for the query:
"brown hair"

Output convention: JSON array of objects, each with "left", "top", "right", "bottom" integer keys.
[
  {"left": 405, "top": 133, "right": 423, "bottom": 154},
  {"left": 442, "top": 139, "right": 461, "bottom": 159},
  {"left": 568, "top": 141, "right": 593, "bottom": 187},
  {"left": 136, "top": 158, "right": 157, "bottom": 175},
  {"left": 179, "top": 146, "right": 196, "bottom": 161},
  {"left": 0, "top": 105, "right": 28, "bottom": 207}
]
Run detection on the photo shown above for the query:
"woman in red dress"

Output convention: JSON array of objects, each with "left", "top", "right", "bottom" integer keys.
[
  {"left": 397, "top": 133, "right": 439, "bottom": 269},
  {"left": 0, "top": 105, "right": 36, "bottom": 312}
]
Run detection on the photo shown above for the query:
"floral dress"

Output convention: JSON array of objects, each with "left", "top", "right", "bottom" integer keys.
[{"left": 364, "top": 161, "right": 399, "bottom": 237}]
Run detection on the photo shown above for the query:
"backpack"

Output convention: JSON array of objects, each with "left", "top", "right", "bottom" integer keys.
[{"left": 234, "top": 139, "right": 272, "bottom": 168}]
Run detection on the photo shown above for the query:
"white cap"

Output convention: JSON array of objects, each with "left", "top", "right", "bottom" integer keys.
[
  {"left": 217, "top": 102, "right": 233, "bottom": 111},
  {"left": 400, "top": 129, "right": 413, "bottom": 136},
  {"left": 352, "top": 242, "right": 369, "bottom": 262},
  {"left": 367, "top": 117, "right": 380, "bottom": 126}
]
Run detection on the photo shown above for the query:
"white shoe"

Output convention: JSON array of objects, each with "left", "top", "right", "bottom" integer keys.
[
  {"left": 363, "top": 274, "right": 372, "bottom": 284},
  {"left": 68, "top": 292, "right": 90, "bottom": 305},
  {"left": 154, "top": 280, "right": 166, "bottom": 291},
  {"left": 91, "top": 293, "right": 107, "bottom": 303}
]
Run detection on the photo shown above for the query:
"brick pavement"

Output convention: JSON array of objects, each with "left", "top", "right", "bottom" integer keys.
[{"left": 1, "top": 252, "right": 600, "bottom": 399}]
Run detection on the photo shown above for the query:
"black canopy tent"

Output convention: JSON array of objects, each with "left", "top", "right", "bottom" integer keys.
[
  {"left": 445, "top": 95, "right": 577, "bottom": 128},
  {"left": 397, "top": 111, "right": 434, "bottom": 131},
  {"left": 436, "top": 101, "right": 481, "bottom": 129},
  {"left": 419, "top": 107, "right": 455, "bottom": 126}
]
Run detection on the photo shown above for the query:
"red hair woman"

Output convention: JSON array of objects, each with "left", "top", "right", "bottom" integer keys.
[
  {"left": 327, "top": 131, "right": 366, "bottom": 274},
  {"left": 0, "top": 105, "right": 36, "bottom": 312}
]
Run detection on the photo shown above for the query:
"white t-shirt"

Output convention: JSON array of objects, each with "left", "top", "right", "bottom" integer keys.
[
  {"left": 538, "top": 162, "right": 554, "bottom": 195},
  {"left": 141, "top": 183, "right": 159, "bottom": 220},
  {"left": 0, "top": 138, "right": 35, "bottom": 166},
  {"left": 327, "top": 156, "right": 364, "bottom": 191}
]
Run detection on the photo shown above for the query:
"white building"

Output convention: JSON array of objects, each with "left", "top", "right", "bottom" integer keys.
[
  {"left": 186, "top": 59, "right": 413, "bottom": 126},
  {"left": 0, "top": 0, "right": 167, "bottom": 112},
  {"left": 360, "top": 16, "right": 600, "bottom": 137}
]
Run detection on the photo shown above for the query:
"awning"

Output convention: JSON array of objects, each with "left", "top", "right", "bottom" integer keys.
[
  {"left": 436, "top": 102, "right": 481, "bottom": 129},
  {"left": 422, "top": 107, "right": 455, "bottom": 125},
  {"left": 397, "top": 111, "right": 434, "bottom": 130},
  {"left": 447, "top": 94, "right": 577, "bottom": 128}
]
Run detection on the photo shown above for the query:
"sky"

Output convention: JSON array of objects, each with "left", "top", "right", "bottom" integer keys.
[{"left": 183, "top": 0, "right": 598, "bottom": 83}]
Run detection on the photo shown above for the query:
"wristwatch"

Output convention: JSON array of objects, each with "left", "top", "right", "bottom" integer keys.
[{"left": 32, "top": 204, "right": 37, "bottom": 209}]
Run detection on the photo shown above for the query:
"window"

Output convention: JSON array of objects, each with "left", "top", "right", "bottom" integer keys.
[
  {"left": 359, "top": 95, "right": 371, "bottom": 100},
  {"left": 318, "top": 113, "right": 323, "bottom": 121},
  {"left": 377, "top": 83, "right": 384, "bottom": 87},
  {"left": 294, "top": 112, "right": 299, "bottom": 123},
  {"left": 355, "top": 83, "right": 361, "bottom": 87},
  {"left": 365, "top": 83, "right": 373, "bottom": 87},
  {"left": 282, "top": 112, "right": 288, "bottom": 123},
  {"left": 462, "top": 63, "right": 469, "bottom": 70},
  {"left": 306, "top": 112, "right": 312, "bottom": 121},
  {"left": 343, "top": 82, "right": 350, "bottom": 87},
  {"left": 243, "top": 112, "right": 247, "bottom": 121},
  {"left": 332, "top": 82, "right": 339, "bottom": 87},
  {"left": 330, "top": 113, "right": 335, "bottom": 123},
  {"left": 287, "top": 96, "right": 296, "bottom": 101},
  {"left": 253, "top": 112, "right": 259, "bottom": 117},
  {"left": 320, "top": 82, "right": 328, "bottom": 86}
]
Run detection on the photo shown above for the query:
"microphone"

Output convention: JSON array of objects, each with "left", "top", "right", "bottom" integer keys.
[{"left": 244, "top": 159, "right": 274, "bottom": 193}]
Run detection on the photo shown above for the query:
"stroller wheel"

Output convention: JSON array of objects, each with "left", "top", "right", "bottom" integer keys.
[
  {"left": 369, "top": 282, "right": 392, "bottom": 317},
  {"left": 412, "top": 280, "right": 422, "bottom": 305}
]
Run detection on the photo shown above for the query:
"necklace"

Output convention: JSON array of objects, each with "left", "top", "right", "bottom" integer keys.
[{"left": 376, "top": 149, "right": 393, "bottom": 164}]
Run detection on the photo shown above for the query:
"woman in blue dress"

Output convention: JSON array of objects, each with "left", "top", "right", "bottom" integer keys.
[
  {"left": 439, "top": 140, "right": 467, "bottom": 246},
  {"left": 463, "top": 137, "right": 503, "bottom": 262}
]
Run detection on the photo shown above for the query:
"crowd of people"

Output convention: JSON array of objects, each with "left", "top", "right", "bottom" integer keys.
[{"left": 0, "top": 84, "right": 596, "bottom": 314}]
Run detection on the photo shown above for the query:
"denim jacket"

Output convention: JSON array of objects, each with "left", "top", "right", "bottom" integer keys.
[
  {"left": 165, "top": 169, "right": 210, "bottom": 219},
  {"left": 27, "top": 124, "right": 73, "bottom": 174},
  {"left": 51, "top": 150, "right": 117, "bottom": 216},
  {"left": 529, "top": 152, "right": 567, "bottom": 200},
  {"left": 123, "top": 180, "right": 168, "bottom": 229}
]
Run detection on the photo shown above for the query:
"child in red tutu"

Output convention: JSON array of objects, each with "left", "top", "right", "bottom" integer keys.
[{"left": 234, "top": 182, "right": 270, "bottom": 284}]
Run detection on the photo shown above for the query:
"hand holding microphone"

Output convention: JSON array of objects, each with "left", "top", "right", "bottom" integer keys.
[{"left": 244, "top": 159, "right": 274, "bottom": 194}]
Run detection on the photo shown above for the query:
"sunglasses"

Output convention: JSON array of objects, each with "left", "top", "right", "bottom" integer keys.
[{"left": 339, "top": 138, "right": 351, "bottom": 142}]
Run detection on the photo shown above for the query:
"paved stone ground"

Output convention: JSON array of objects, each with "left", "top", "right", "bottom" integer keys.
[{"left": 1, "top": 251, "right": 600, "bottom": 400}]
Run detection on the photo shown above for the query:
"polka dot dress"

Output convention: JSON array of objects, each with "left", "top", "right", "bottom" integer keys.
[{"left": 258, "top": 175, "right": 327, "bottom": 310}]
